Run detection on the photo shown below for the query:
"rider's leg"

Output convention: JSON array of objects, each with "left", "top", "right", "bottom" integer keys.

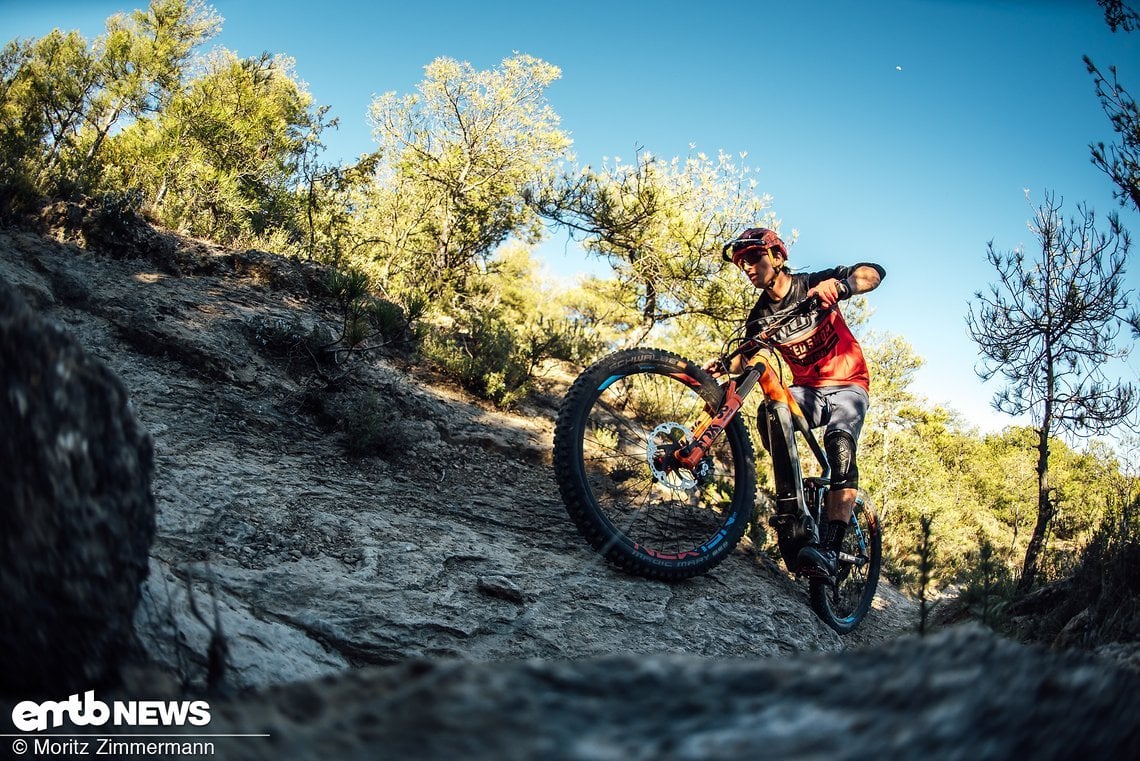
[
  {"left": 827, "top": 488, "right": 856, "bottom": 523},
  {"left": 797, "top": 388, "right": 867, "bottom": 577},
  {"left": 824, "top": 426, "right": 858, "bottom": 521},
  {"left": 823, "top": 487, "right": 856, "bottom": 559},
  {"left": 822, "top": 428, "right": 859, "bottom": 549}
]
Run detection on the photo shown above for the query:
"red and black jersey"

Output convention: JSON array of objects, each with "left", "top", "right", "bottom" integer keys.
[{"left": 745, "top": 265, "right": 882, "bottom": 391}]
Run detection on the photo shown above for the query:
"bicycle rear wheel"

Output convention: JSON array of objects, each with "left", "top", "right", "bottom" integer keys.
[
  {"left": 553, "top": 348, "right": 756, "bottom": 581},
  {"left": 809, "top": 490, "right": 882, "bottom": 634}
]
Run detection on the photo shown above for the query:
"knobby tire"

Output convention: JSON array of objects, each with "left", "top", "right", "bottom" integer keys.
[
  {"left": 808, "top": 491, "right": 882, "bottom": 634},
  {"left": 553, "top": 348, "right": 756, "bottom": 581}
]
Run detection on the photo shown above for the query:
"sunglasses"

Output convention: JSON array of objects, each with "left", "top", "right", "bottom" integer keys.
[
  {"left": 720, "top": 235, "right": 775, "bottom": 263},
  {"left": 722, "top": 239, "right": 771, "bottom": 266}
]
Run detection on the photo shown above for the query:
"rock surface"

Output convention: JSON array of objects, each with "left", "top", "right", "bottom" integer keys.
[
  {"left": 0, "top": 227, "right": 915, "bottom": 695},
  {"left": 186, "top": 625, "right": 1140, "bottom": 760},
  {"left": 0, "top": 279, "right": 155, "bottom": 696}
]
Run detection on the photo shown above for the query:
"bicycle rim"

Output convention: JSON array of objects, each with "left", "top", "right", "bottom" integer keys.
[{"left": 554, "top": 350, "right": 755, "bottom": 580}]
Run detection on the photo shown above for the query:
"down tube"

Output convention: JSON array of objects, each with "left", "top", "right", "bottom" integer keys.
[{"left": 760, "top": 400, "right": 806, "bottom": 516}]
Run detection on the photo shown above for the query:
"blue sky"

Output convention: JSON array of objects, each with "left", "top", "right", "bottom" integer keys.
[{"left": 4, "top": 0, "right": 1139, "bottom": 433}]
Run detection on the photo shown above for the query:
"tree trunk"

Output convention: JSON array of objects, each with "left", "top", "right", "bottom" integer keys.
[
  {"left": 1017, "top": 425, "right": 1053, "bottom": 594},
  {"left": 643, "top": 278, "right": 657, "bottom": 323}
]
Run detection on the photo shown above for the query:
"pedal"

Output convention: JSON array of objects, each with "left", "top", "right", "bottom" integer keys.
[{"left": 796, "top": 565, "right": 837, "bottom": 587}]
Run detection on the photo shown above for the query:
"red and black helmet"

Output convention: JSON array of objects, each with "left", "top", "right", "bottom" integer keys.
[{"left": 721, "top": 227, "right": 787, "bottom": 265}]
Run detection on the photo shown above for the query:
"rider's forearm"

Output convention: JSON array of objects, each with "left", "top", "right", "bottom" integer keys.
[{"left": 845, "top": 264, "right": 885, "bottom": 295}]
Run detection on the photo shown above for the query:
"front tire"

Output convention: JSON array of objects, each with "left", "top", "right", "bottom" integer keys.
[
  {"left": 809, "top": 490, "right": 882, "bottom": 633},
  {"left": 552, "top": 348, "right": 756, "bottom": 581}
]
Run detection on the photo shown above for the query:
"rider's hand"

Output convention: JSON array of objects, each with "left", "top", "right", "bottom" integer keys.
[
  {"left": 702, "top": 358, "right": 725, "bottom": 378},
  {"left": 807, "top": 278, "right": 851, "bottom": 309}
]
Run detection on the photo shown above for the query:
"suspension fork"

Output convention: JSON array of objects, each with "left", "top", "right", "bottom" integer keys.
[
  {"left": 674, "top": 356, "right": 790, "bottom": 471},
  {"left": 672, "top": 367, "right": 761, "bottom": 472}
]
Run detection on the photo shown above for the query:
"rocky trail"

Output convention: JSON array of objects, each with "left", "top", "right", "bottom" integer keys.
[{"left": 3, "top": 218, "right": 1136, "bottom": 760}]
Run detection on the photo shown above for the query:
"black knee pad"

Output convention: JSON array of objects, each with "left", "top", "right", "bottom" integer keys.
[{"left": 824, "top": 430, "right": 859, "bottom": 490}]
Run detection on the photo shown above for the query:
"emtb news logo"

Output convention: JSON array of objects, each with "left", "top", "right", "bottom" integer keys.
[{"left": 10, "top": 691, "right": 211, "bottom": 732}]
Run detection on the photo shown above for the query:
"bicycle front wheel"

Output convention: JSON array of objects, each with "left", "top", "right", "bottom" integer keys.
[
  {"left": 809, "top": 489, "right": 882, "bottom": 634},
  {"left": 552, "top": 348, "right": 756, "bottom": 581}
]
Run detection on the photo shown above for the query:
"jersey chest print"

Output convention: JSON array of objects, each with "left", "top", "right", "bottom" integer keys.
[{"left": 771, "top": 310, "right": 840, "bottom": 367}]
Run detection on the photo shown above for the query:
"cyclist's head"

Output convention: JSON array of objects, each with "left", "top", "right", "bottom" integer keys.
[{"left": 721, "top": 227, "right": 787, "bottom": 269}]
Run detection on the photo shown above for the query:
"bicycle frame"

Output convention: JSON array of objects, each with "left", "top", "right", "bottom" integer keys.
[{"left": 673, "top": 298, "right": 833, "bottom": 543}]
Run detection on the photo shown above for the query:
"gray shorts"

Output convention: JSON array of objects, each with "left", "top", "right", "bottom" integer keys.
[{"left": 790, "top": 384, "right": 870, "bottom": 442}]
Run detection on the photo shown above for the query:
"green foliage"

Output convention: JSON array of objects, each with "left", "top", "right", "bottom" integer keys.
[
  {"left": 0, "top": 1, "right": 221, "bottom": 203},
  {"left": 1074, "top": 496, "right": 1140, "bottom": 642},
  {"left": 1009, "top": 493, "right": 1140, "bottom": 649},
  {"left": 531, "top": 148, "right": 771, "bottom": 346},
  {"left": 419, "top": 245, "right": 596, "bottom": 407},
  {"left": 419, "top": 305, "right": 575, "bottom": 408},
  {"left": 323, "top": 267, "right": 412, "bottom": 364},
  {"left": 853, "top": 326, "right": 1126, "bottom": 599},
  {"left": 248, "top": 313, "right": 335, "bottom": 374},
  {"left": 247, "top": 265, "right": 412, "bottom": 374},
  {"left": 554, "top": 275, "right": 644, "bottom": 354},
  {"left": 302, "top": 386, "right": 412, "bottom": 459},
  {"left": 916, "top": 513, "right": 935, "bottom": 635},
  {"left": 0, "top": 0, "right": 344, "bottom": 251},
  {"left": 359, "top": 54, "right": 571, "bottom": 305},
  {"left": 958, "top": 535, "right": 1019, "bottom": 628},
  {"left": 0, "top": 29, "right": 101, "bottom": 200},
  {"left": 0, "top": 39, "right": 48, "bottom": 216},
  {"left": 107, "top": 49, "right": 322, "bottom": 245},
  {"left": 294, "top": 137, "right": 377, "bottom": 264},
  {"left": 250, "top": 314, "right": 311, "bottom": 354},
  {"left": 860, "top": 392, "right": 1125, "bottom": 599},
  {"left": 422, "top": 310, "right": 533, "bottom": 408}
]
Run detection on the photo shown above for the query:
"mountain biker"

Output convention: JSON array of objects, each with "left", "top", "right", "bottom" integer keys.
[{"left": 703, "top": 227, "right": 885, "bottom": 582}]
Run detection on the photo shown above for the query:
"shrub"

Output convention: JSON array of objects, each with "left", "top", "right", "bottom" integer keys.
[
  {"left": 340, "top": 392, "right": 407, "bottom": 458},
  {"left": 248, "top": 315, "right": 337, "bottom": 377},
  {"left": 1067, "top": 500, "right": 1140, "bottom": 643},
  {"left": 422, "top": 311, "right": 532, "bottom": 408},
  {"left": 959, "top": 536, "right": 1019, "bottom": 629},
  {"left": 323, "top": 267, "right": 413, "bottom": 364}
]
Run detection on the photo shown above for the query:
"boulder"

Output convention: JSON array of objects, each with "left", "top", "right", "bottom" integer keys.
[{"left": 0, "top": 280, "right": 155, "bottom": 696}]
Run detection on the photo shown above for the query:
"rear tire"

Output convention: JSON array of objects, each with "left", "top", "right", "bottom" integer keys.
[
  {"left": 809, "top": 490, "right": 882, "bottom": 634},
  {"left": 552, "top": 348, "right": 756, "bottom": 581}
]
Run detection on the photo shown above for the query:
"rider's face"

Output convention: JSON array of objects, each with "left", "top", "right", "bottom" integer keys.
[{"left": 739, "top": 250, "right": 781, "bottom": 290}]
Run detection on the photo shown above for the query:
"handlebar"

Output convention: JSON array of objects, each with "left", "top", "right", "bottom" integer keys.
[{"left": 719, "top": 294, "right": 823, "bottom": 367}]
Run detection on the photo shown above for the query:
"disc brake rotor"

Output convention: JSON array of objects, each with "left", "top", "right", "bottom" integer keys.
[{"left": 646, "top": 422, "right": 698, "bottom": 491}]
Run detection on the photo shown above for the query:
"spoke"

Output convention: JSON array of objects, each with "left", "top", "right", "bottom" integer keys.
[
  {"left": 578, "top": 367, "right": 738, "bottom": 558},
  {"left": 609, "top": 474, "right": 662, "bottom": 542}
]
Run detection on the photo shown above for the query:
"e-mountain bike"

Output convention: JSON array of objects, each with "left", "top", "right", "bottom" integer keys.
[{"left": 552, "top": 296, "right": 881, "bottom": 634}]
